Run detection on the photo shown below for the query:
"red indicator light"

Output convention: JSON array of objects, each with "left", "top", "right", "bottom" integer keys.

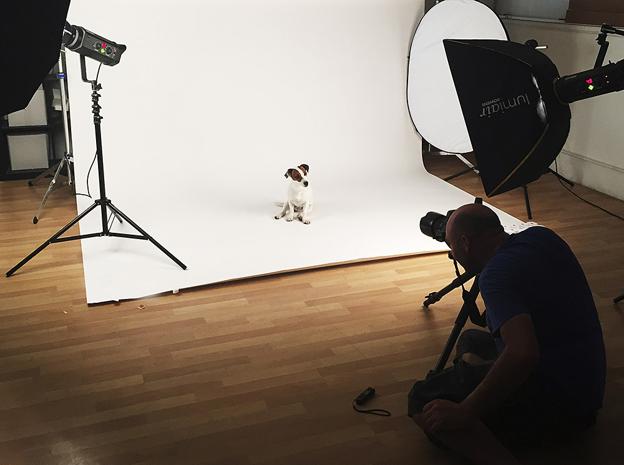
[{"left": 585, "top": 78, "right": 593, "bottom": 84}]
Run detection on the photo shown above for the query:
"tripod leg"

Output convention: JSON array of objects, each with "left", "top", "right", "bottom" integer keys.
[
  {"left": 33, "top": 157, "right": 67, "bottom": 224},
  {"left": 106, "top": 203, "right": 187, "bottom": 270},
  {"left": 523, "top": 185, "right": 533, "bottom": 220},
  {"left": 444, "top": 167, "right": 475, "bottom": 183},
  {"left": 430, "top": 278, "right": 480, "bottom": 375},
  {"left": 7, "top": 202, "right": 100, "bottom": 277}
]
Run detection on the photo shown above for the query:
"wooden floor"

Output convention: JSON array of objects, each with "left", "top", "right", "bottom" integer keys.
[{"left": 1, "top": 154, "right": 623, "bottom": 465}]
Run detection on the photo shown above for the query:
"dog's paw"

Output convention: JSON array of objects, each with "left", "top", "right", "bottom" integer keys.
[
  {"left": 303, "top": 219, "right": 310, "bottom": 225},
  {"left": 286, "top": 217, "right": 294, "bottom": 222},
  {"left": 274, "top": 215, "right": 280, "bottom": 220}
]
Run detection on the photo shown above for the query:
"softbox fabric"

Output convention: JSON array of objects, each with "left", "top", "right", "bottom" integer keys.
[
  {"left": 407, "top": 0, "right": 508, "bottom": 154},
  {"left": 0, "top": 0, "right": 71, "bottom": 116},
  {"left": 444, "top": 39, "right": 571, "bottom": 196}
]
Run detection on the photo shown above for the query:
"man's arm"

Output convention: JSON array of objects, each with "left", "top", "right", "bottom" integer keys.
[{"left": 462, "top": 313, "right": 540, "bottom": 418}]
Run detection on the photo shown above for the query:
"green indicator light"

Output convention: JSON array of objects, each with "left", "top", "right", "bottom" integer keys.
[{"left": 588, "top": 85, "right": 595, "bottom": 91}]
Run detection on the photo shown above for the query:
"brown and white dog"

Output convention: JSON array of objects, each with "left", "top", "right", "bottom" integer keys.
[{"left": 274, "top": 163, "right": 313, "bottom": 224}]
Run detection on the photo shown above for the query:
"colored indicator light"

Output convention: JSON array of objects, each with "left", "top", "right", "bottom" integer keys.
[
  {"left": 586, "top": 78, "right": 593, "bottom": 84},
  {"left": 588, "top": 85, "right": 595, "bottom": 91}
]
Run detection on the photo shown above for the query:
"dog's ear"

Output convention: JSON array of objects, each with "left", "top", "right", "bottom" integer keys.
[
  {"left": 298, "top": 164, "right": 309, "bottom": 175},
  {"left": 284, "top": 170, "right": 290, "bottom": 178},
  {"left": 289, "top": 168, "right": 302, "bottom": 181}
]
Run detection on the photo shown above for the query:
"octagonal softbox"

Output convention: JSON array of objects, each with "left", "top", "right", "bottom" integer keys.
[{"left": 443, "top": 39, "right": 571, "bottom": 196}]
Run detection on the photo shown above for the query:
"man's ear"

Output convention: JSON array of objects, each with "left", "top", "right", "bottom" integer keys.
[{"left": 460, "top": 234, "right": 470, "bottom": 253}]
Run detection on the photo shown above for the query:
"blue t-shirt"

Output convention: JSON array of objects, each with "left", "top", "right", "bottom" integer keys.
[{"left": 479, "top": 226, "right": 605, "bottom": 414}]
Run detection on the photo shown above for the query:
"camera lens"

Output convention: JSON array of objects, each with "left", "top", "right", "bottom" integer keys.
[
  {"left": 420, "top": 212, "right": 445, "bottom": 241},
  {"left": 419, "top": 210, "right": 454, "bottom": 242}
]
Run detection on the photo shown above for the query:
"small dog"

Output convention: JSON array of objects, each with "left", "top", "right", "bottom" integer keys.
[{"left": 274, "top": 163, "right": 313, "bottom": 224}]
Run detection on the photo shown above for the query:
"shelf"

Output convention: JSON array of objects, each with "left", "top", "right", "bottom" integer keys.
[{"left": 2, "top": 125, "right": 52, "bottom": 136}]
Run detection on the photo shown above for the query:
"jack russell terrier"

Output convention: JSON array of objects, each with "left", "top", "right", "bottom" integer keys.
[{"left": 274, "top": 163, "right": 313, "bottom": 224}]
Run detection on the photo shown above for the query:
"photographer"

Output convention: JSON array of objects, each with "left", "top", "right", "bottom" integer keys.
[{"left": 411, "top": 204, "right": 606, "bottom": 465}]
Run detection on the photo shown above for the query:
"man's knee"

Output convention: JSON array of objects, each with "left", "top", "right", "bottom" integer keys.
[
  {"left": 412, "top": 412, "right": 437, "bottom": 437},
  {"left": 412, "top": 411, "right": 469, "bottom": 436}
]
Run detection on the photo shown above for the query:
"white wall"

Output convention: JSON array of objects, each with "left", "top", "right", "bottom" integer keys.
[{"left": 504, "top": 19, "right": 624, "bottom": 201}]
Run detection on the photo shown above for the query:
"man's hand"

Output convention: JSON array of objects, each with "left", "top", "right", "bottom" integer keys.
[{"left": 422, "top": 399, "right": 477, "bottom": 433}]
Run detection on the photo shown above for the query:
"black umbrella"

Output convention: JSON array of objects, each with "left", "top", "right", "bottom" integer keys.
[{"left": 0, "top": 0, "right": 71, "bottom": 116}]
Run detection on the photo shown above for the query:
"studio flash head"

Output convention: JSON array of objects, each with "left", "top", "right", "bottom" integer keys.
[
  {"left": 62, "top": 21, "right": 126, "bottom": 66},
  {"left": 420, "top": 210, "right": 455, "bottom": 243}
]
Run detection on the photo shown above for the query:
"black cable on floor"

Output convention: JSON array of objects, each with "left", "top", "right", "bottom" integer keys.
[{"left": 554, "top": 159, "right": 624, "bottom": 222}]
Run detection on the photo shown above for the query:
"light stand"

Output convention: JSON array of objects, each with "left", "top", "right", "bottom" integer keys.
[
  {"left": 6, "top": 55, "right": 187, "bottom": 277},
  {"left": 29, "top": 48, "right": 74, "bottom": 224},
  {"left": 591, "top": 24, "right": 624, "bottom": 305}
]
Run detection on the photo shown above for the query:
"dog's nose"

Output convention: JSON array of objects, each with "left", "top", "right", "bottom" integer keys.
[{"left": 304, "top": 181, "right": 309, "bottom": 187}]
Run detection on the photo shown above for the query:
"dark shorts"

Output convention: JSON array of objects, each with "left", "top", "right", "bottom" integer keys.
[{"left": 409, "top": 329, "right": 597, "bottom": 450}]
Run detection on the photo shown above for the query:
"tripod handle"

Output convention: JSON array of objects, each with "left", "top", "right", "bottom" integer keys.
[{"left": 423, "top": 271, "right": 477, "bottom": 307}]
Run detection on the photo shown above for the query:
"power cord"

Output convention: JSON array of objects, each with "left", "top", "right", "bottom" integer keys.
[
  {"left": 352, "top": 387, "right": 392, "bottom": 416},
  {"left": 554, "top": 159, "right": 624, "bottom": 222},
  {"left": 74, "top": 151, "right": 96, "bottom": 198}
]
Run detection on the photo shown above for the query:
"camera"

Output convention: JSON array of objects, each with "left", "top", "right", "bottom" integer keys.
[{"left": 419, "top": 210, "right": 454, "bottom": 243}]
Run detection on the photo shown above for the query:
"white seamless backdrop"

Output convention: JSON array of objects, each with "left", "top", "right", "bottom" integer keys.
[{"left": 65, "top": 0, "right": 523, "bottom": 303}]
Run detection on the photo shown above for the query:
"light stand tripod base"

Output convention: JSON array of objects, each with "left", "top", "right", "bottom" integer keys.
[
  {"left": 6, "top": 58, "right": 187, "bottom": 280},
  {"left": 6, "top": 199, "right": 187, "bottom": 277}
]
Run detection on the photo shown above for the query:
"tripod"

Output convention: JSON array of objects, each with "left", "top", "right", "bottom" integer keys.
[
  {"left": 6, "top": 55, "right": 187, "bottom": 277},
  {"left": 424, "top": 266, "right": 487, "bottom": 377}
]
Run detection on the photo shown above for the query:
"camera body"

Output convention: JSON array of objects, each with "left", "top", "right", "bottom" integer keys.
[{"left": 419, "top": 210, "right": 454, "bottom": 243}]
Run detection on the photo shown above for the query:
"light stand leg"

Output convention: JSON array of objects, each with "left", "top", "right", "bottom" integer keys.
[
  {"left": 444, "top": 166, "right": 475, "bottom": 183},
  {"left": 107, "top": 202, "right": 187, "bottom": 270},
  {"left": 33, "top": 156, "right": 68, "bottom": 224},
  {"left": 6, "top": 202, "right": 100, "bottom": 277},
  {"left": 28, "top": 161, "right": 65, "bottom": 187}
]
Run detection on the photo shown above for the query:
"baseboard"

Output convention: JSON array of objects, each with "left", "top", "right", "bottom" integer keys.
[{"left": 553, "top": 149, "right": 624, "bottom": 201}]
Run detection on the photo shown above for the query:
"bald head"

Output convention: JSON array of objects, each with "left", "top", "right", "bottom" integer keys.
[
  {"left": 446, "top": 204, "right": 503, "bottom": 242},
  {"left": 445, "top": 204, "right": 506, "bottom": 273}
]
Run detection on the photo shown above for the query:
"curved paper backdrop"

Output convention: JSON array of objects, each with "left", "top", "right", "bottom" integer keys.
[{"left": 65, "top": 0, "right": 524, "bottom": 303}]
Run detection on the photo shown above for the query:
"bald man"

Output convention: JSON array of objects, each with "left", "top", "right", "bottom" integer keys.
[{"left": 412, "top": 204, "right": 605, "bottom": 465}]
